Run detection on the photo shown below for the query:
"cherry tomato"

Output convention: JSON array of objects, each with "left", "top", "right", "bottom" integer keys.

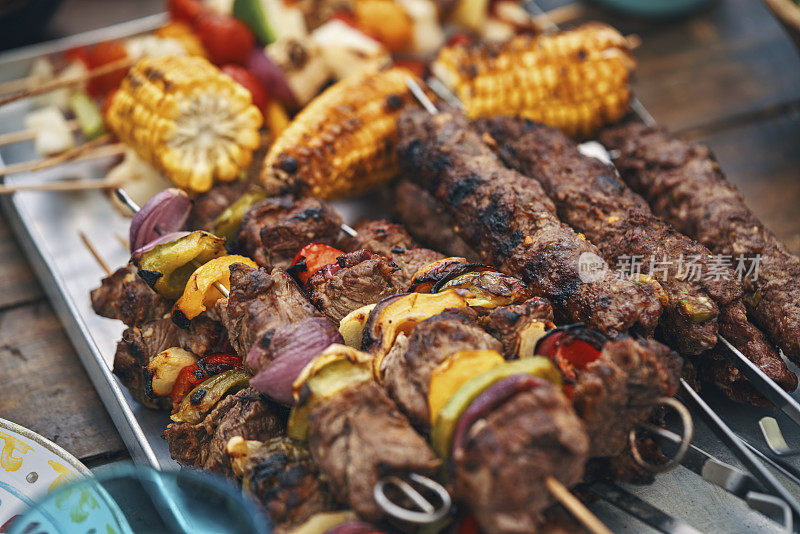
[
  {"left": 331, "top": 10, "right": 359, "bottom": 28},
  {"left": 168, "top": 0, "right": 206, "bottom": 26},
  {"left": 170, "top": 353, "right": 242, "bottom": 410},
  {"left": 447, "top": 32, "right": 473, "bottom": 47},
  {"left": 221, "top": 64, "right": 269, "bottom": 113},
  {"left": 195, "top": 12, "right": 255, "bottom": 66},
  {"left": 64, "top": 45, "right": 90, "bottom": 67},
  {"left": 393, "top": 58, "right": 426, "bottom": 79},
  {"left": 289, "top": 244, "right": 345, "bottom": 286},
  {"left": 455, "top": 513, "right": 480, "bottom": 534},
  {"left": 85, "top": 40, "right": 129, "bottom": 98}
]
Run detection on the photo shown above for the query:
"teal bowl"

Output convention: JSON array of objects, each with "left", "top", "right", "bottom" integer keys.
[{"left": 593, "top": 0, "right": 715, "bottom": 19}]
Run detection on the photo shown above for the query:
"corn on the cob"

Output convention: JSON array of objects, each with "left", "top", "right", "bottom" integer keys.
[
  {"left": 431, "top": 23, "right": 635, "bottom": 138},
  {"left": 261, "top": 67, "right": 418, "bottom": 199},
  {"left": 106, "top": 56, "right": 262, "bottom": 193}
]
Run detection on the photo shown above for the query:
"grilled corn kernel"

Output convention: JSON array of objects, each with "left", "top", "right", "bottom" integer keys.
[
  {"left": 432, "top": 23, "right": 635, "bottom": 138},
  {"left": 261, "top": 67, "right": 418, "bottom": 199},
  {"left": 106, "top": 56, "right": 262, "bottom": 193}
]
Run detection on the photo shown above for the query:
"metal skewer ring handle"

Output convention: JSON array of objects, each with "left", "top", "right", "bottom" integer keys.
[
  {"left": 629, "top": 397, "right": 694, "bottom": 473},
  {"left": 374, "top": 473, "right": 452, "bottom": 524}
]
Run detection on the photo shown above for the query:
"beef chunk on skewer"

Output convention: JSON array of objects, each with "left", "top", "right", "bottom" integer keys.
[
  {"left": 218, "top": 264, "right": 325, "bottom": 358},
  {"left": 308, "top": 380, "right": 441, "bottom": 522},
  {"left": 164, "top": 387, "right": 285, "bottom": 476},
  {"left": 381, "top": 308, "right": 503, "bottom": 428},
  {"left": 239, "top": 196, "right": 343, "bottom": 270},
  {"left": 91, "top": 265, "right": 171, "bottom": 328},
  {"left": 113, "top": 315, "right": 223, "bottom": 409}
]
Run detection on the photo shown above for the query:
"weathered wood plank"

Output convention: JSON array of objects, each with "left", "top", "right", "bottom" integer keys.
[
  {"left": 0, "top": 301, "right": 125, "bottom": 462},
  {"left": 0, "top": 215, "right": 43, "bottom": 309}
]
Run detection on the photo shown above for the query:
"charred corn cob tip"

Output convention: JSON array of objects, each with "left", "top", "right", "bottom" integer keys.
[
  {"left": 106, "top": 56, "right": 262, "bottom": 194},
  {"left": 261, "top": 67, "right": 418, "bottom": 200},
  {"left": 432, "top": 22, "right": 635, "bottom": 138}
]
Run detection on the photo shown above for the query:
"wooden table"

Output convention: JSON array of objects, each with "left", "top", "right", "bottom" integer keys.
[{"left": 1, "top": 0, "right": 799, "bottom": 469}]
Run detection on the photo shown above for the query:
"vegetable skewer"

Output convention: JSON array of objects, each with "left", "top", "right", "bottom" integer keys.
[{"left": 0, "top": 56, "right": 133, "bottom": 108}]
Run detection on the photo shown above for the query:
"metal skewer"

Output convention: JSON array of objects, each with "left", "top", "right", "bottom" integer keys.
[{"left": 679, "top": 379, "right": 800, "bottom": 525}]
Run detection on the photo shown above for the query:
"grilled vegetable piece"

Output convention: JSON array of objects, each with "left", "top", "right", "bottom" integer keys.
[
  {"left": 173, "top": 255, "right": 258, "bottom": 326},
  {"left": 362, "top": 290, "right": 470, "bottom": 376},
  {"left": 106, "top": 55, "right": 263, "bottom": 193},
  {"left": 431, "top": 23, "right": 634, "bottom": 138},
  {"left": 428, "top": 349, "right": 505, "bottom": 426},
  {"left": 146, "top": 347, "right": 198, "bottom": 397},
  {"left": 431, "top": 357, "right": 562, "bottom": 458},
  {"left": 338, "top": 303, "right": 376, "bottom": 348},
  {"left": 261, "top": 67, "right": 418, "bottom": 199},
  {"left": 171, "top": 368, "right": 251, "bottom": 424},
  {"left": 135, "top": 231, "right": 227, "bottom": 300},
  {"left": 288, "top": 344, "right": 374, "bottom": 440},
  {"left": 212, "top": 189, "right": 267, "bottom": 242}
]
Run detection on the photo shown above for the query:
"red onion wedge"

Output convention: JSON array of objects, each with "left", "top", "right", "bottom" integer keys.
[
  {"left": 451, "top": 374, "right": 545, "bottom": 457},
  {"left": 129, "top": 188, "right": 192, "bottom": 253},
  {"left": 249, "top": 317, "right": 343, "bottom": 404},
  {"left": 246, "top": 48, "right": 297, "bottom": 110}
]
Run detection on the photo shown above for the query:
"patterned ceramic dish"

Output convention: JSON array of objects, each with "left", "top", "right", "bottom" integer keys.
[{"left": 0, "top": 418, "right": 91, "bottom": 531}]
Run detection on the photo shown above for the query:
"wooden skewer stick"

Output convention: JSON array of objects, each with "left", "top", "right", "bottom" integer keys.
[
  {"left": 546, "top": 477, "right": 613, "bottom": 534},
  {"left": 0, "top": 56, "right": 133, "bottom": 108},
  {"left": 30, "top": 133, "right": 114, "bottom": 172},
  {"left": 0, "top": 173, "right": 125, "bottom": 195},
  {"left": 0, "top": 142, "right": 125, "bottom": 178},
  {"left": 0, "top": 75, "right": 39, "bottom": 96},
  {"left": 79, "top": 231, "right": 112, "bottom": 275},
  {"left": 0, "top": 119, "right": 79, "bottom": 147},
  {"left": 529, "top": 2, "right": 584, "bottom": 30}
]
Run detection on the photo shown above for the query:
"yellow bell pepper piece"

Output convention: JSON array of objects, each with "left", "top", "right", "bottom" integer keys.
[{"left": 172, "top": 254, "right": 257, "bottom": 326}]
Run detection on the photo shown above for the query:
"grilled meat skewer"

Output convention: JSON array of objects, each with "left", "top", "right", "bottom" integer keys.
[
  {"left": 602, "top": 124, "right": 800, "bottom": 365},
  {"left": 91, "top": 264, "right": 172, "bottom": 328},
  {"left": 393, "top": 180, "right": 480, "bottom": 261},
  {"left": 476, "top": 117, "right": 796, "bottom": 401},
  {"left": 396, "top": 108, "right": 663, "bottom": 339}
]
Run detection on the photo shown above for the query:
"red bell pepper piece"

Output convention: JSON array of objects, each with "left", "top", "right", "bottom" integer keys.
[
  {"left": 290, "top": 244, "right": 345, "bottom": 285},
  {"left": 536, "top": 327, "right": 603, "bottom": 399},
  {"left": 170, "top": 353, "right": 242, "bottom": 410}
]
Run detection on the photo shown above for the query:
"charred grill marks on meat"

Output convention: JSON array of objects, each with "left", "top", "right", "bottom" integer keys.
[
  {"left": 218, "top": 264, "right": 325, "bottom": 358},
  {"left": 339, "top": 219, "right": 446, "bottom": 283},
  {"left": 396, "top": 109, "right": 662, "bottom": 339},
  {"left": 238, "top": 195, "right": 343, "bottom": 270},
  {"left": 164, "top": 387, "right": 285, "bottom": 476},
  {"left": 307, "top": 380, "right": 441, "bottom": 521},
  {"left": 113, "top": 315, "right": 222, "bottom": 409},
  {"left": 476, "top": 117, "right": 796, "bottom": 400},
  {"left": 393, "top": 180, "right": 480, "bottom": 261},
  {"left": 306, "top": 249, "right": 407, "bottom": 323},
  {"left": 602, "top": 123, "right": 800, "bottom": 364},
  {"left": 91, "top": 265, "right": 172, "bottom": 327},
  {"left": 381, "top": 308, "right": 504, "bottom": 428}
]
